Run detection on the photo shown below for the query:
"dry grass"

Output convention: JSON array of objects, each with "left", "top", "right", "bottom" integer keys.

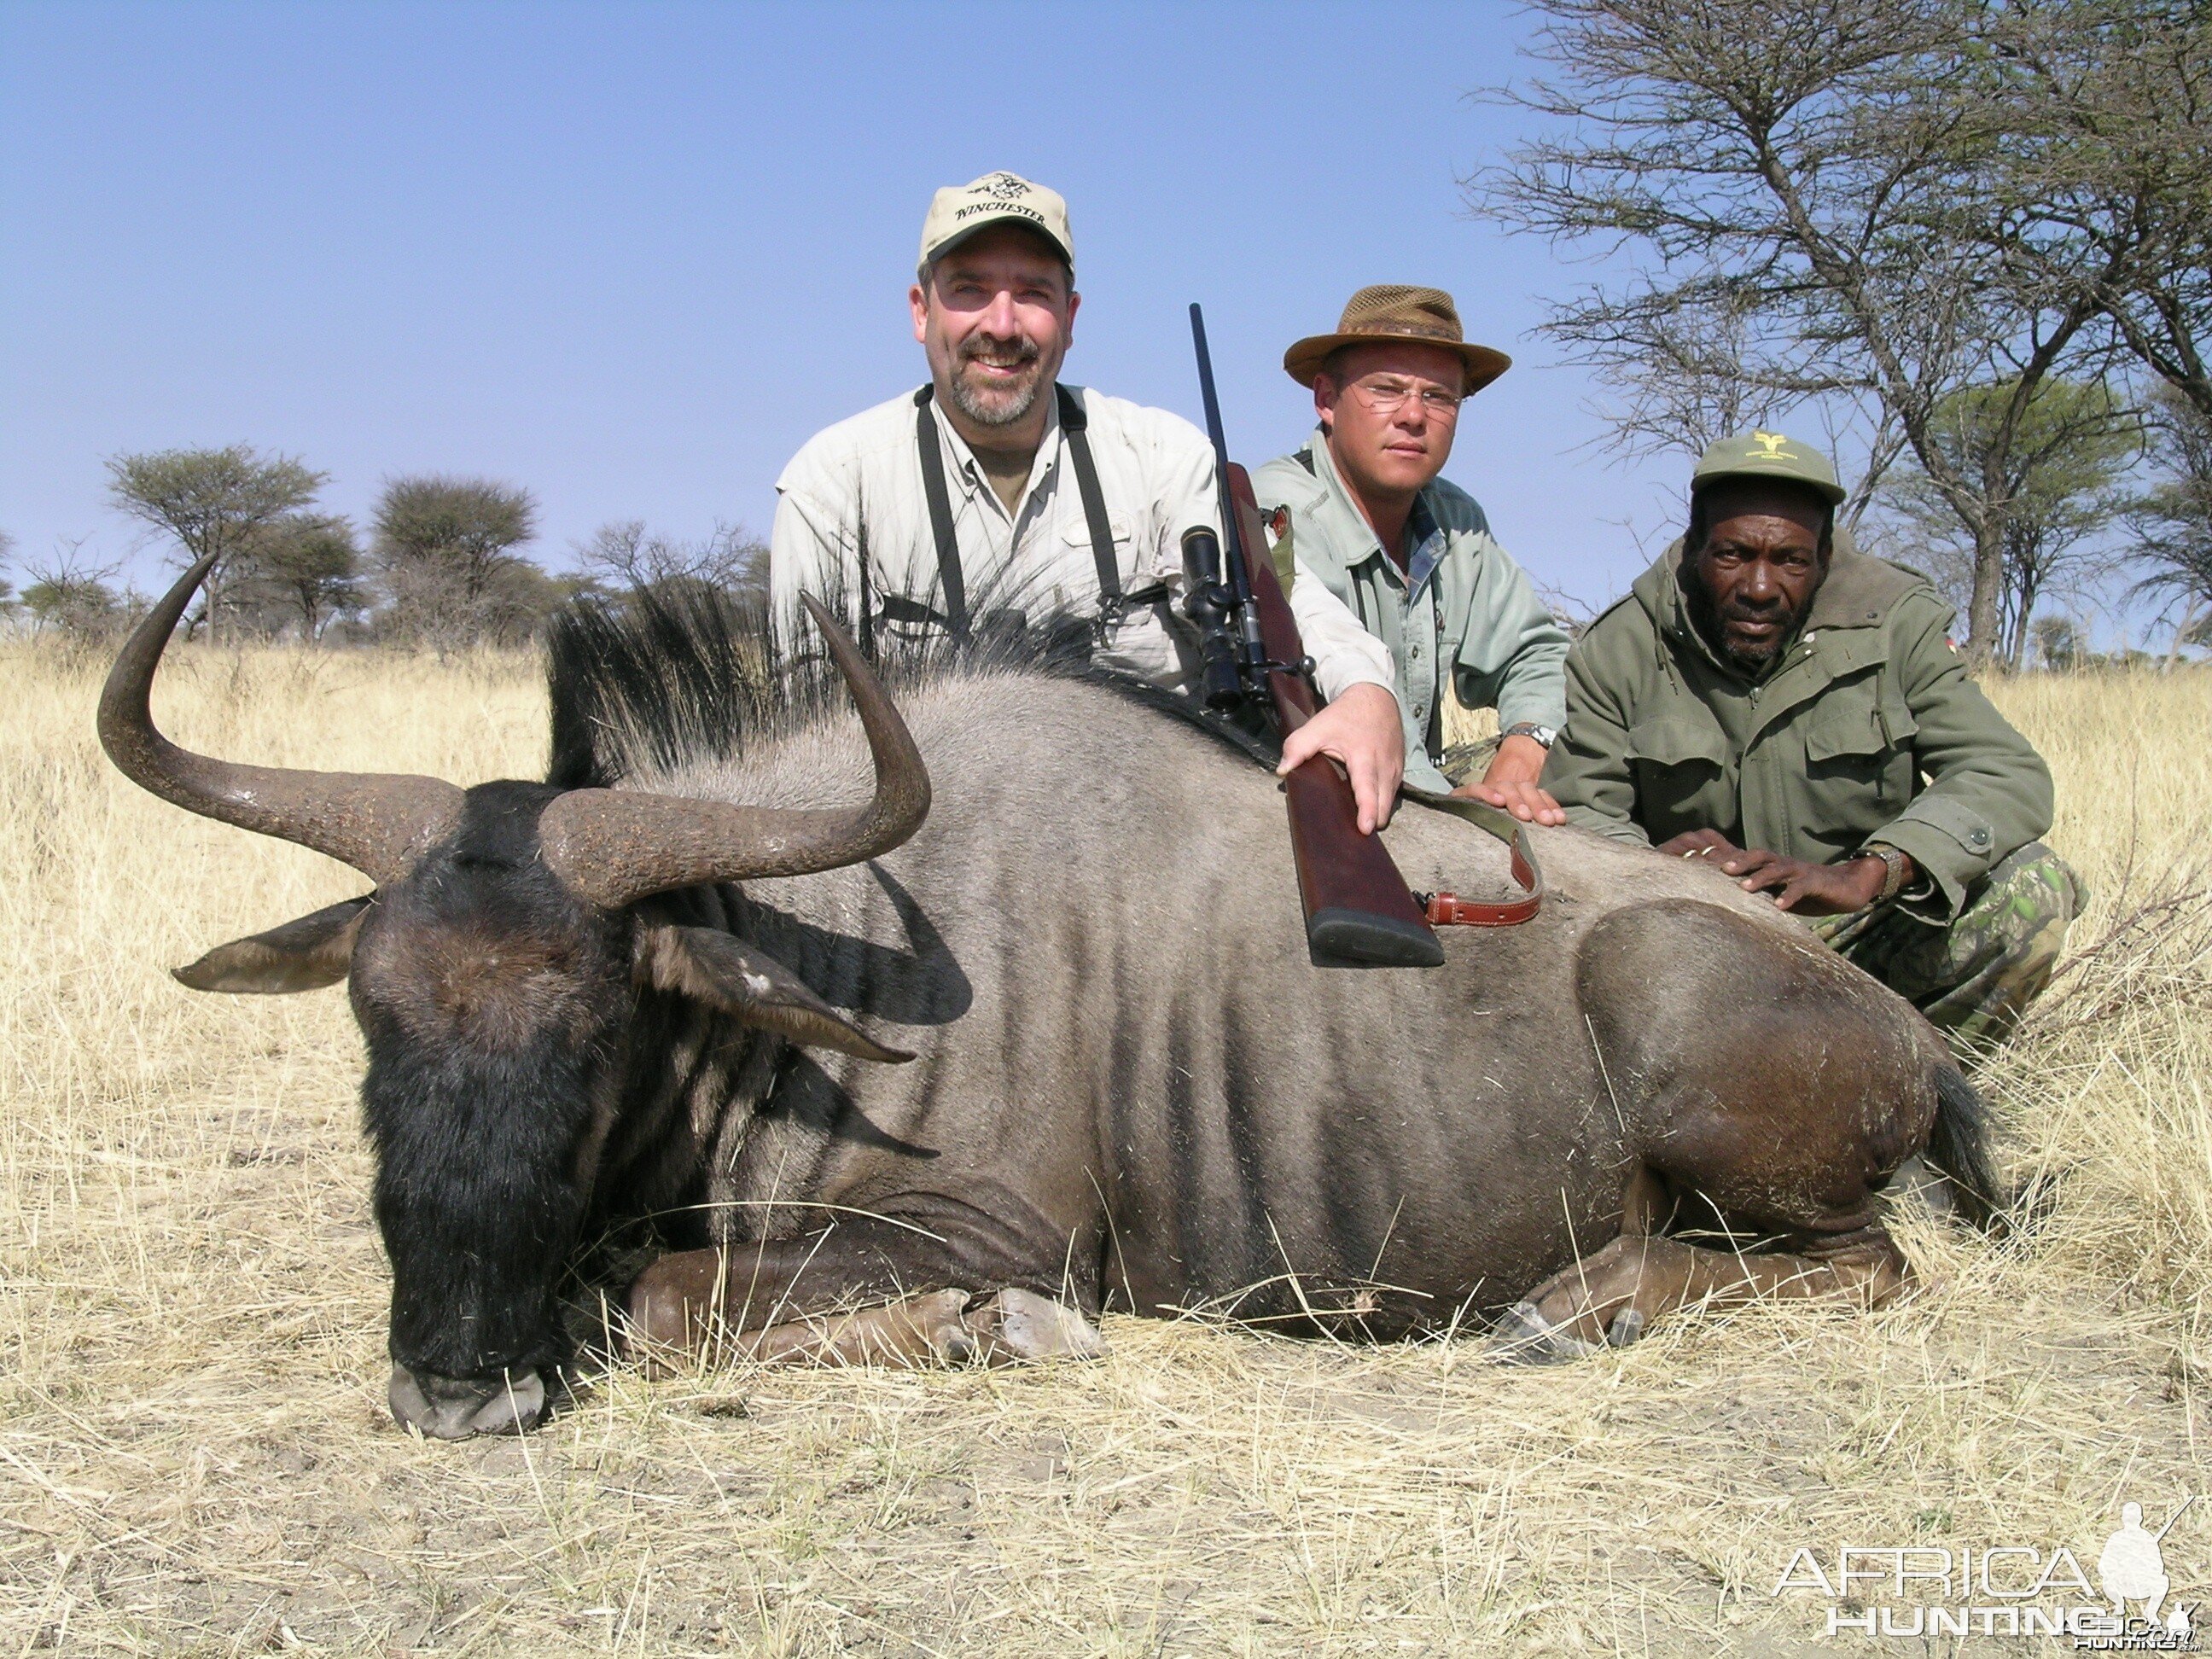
[{"left": 2, "top": 640, "right": 2209, "bottom": 1656}]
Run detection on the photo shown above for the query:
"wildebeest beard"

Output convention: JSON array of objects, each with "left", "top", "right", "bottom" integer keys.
[{"left": 348, "top": 795, "right": 634, "bottom": 1390}]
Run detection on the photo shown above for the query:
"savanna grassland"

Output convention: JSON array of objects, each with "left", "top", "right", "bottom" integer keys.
[{"left": 2, "top": 639, "right": 2208, "bottom": 1656}]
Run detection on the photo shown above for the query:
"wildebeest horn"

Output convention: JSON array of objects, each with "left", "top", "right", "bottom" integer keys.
[
  {"left": 538, "top": 595, "right": 931, "bottom": 906},
  {"left": 98, "top": 553, "right": 464, "bottom": 883}
]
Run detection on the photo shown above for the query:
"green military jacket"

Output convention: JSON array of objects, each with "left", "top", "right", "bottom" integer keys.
[
  {"left": 1542, "top": 533, "right": 2052, "bottom": 918},
  {"left": 1252, "top": 431, "right": 1569, "bottom": 795}
]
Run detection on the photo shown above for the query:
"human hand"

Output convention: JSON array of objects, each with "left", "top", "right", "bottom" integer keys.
[
  {"left": 1712, "top": 847, "right": 1889, "bottom": 915},
  {"left": 1453, "top": 733, "right": 1565, "bottom": 825},
  {"left": 1278, "top": 682, "right": 1405, "bottom": 834},
  {"left": 1656, "top": 828, "right": 1742, "bottom": 861}
]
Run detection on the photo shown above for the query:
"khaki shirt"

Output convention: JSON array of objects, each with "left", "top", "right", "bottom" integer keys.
[
  {"left": 1251, "top": 432, "right": 1569, "bottom": 794},
  {"left": 770, "top": 385, "right": 1396, "bottom": 703},
  {"left": 1541, "top": 534, "right": 2054, "bottom": 917}
]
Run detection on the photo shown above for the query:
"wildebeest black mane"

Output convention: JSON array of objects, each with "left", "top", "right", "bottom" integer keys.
[{"left": 545, "top": 580, "right": 1275, "bottom": 792}]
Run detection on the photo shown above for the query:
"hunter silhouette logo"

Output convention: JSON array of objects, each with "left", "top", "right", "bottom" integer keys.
[
  {"left": 983, "top": 172, "right": 1030, "bottom": 201},
  {"left": 1750, "top": 432, "right": 1799, "bottom": 460},
  {"left": 2102, "top": 1499, "right": 2194, "bottom": 1638}
]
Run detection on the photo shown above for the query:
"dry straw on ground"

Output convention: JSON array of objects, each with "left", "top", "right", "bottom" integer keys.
[{"left": 1, "top": 639, "right": 2207, "bottom": 1656}]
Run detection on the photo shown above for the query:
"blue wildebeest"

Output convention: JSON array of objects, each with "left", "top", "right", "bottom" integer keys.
[{"left": 102, "top": 556, "right": 1992, "bottom": 1436}]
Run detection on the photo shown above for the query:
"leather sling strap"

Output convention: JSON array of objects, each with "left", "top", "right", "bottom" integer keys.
[
  {"left": 1399, "top": 784, "right": 1545, "bottom": 927},
  {"left": 911, "top": 383, "right": 1121, "bottom": 639}
]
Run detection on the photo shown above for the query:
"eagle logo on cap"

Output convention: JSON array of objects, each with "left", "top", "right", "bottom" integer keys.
[
  {"left": 982, "top": 172, "right": 1030, "bottom": 201},
  {"left": 1750, "top": 431, "right": 1799, "bottom": 460}
]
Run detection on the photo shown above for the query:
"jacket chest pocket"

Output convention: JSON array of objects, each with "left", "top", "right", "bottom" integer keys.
[
  {"left": 1800, "top": 690, "right": 1918, "bottom": 823},
  {"left": 1627, "top": 716, "right": 1732, "bottom": 835},
  {"left": 1063, "top": 514, "right": 1134, "bottom": 560}
]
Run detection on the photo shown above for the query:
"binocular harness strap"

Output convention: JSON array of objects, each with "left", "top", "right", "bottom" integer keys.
[{"left": 912, "top": 384, "right": 1122, "bottom": 641}]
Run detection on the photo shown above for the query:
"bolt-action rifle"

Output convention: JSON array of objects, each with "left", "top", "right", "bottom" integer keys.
[{"left": 1181, "top": 305, "right": 1444, "bottom": 969}]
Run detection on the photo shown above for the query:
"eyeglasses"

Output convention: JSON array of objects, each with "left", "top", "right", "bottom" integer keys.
[{"left": 1345, "top": 377, "right": 1464, "bottom": 418}]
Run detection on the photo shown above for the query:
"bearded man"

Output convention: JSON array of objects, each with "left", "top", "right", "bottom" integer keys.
[
  {"left": 1543, "top": 432, "right": 2083, "bottom": 1056},
  {"left": 769, "top": 172, "right": 1409, "bottom": 830}
]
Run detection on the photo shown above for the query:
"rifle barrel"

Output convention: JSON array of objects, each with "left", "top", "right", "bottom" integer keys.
[{"left": 1188, "top": 303, "right": 1266, "bottom": 673}]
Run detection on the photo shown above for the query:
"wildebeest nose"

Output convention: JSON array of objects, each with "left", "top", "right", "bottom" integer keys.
[{"left": 387, "top": 1364, "right": 546, "bottom": 1439}]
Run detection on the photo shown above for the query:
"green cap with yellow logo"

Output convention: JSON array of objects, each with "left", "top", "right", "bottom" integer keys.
[{"left": 1691, "top": 430, "right": 1847, "bottom": 507}]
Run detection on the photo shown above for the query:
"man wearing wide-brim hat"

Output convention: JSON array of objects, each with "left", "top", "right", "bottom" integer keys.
[
  {"left": 1252, "top": 285, "right": 1571, "bottom": 820},
  {"left": 1542, "top": 431, "right": 2083, "bottom": 1057},
  {"left": 769, "top": 172, "right": 1412, "bottom": 831}
]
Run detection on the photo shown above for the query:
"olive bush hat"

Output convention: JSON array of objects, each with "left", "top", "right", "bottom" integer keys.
[
  {"left": 1691, "top": 430, "right": 1848, "bottom": 506},
  {"left": 1284, "top": 285, "right": 1511, "bottom": 393}
]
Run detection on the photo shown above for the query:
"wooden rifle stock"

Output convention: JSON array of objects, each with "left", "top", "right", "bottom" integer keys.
[{"left": 1225, "top": 465, "right": 1443, "bottom": 969}]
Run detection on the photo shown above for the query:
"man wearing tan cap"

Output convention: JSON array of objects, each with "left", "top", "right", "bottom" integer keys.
[
  {"left": 1252, "top": 286, "right": 1569, "bottom": 822},
  {"left": 769, "top": 172, "right": 1411, "bottom": 830}
]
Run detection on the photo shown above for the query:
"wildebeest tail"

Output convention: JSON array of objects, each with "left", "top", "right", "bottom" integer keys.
[{"left": 1925, "top": 1064, "right": 2004, "bottom": 1231}]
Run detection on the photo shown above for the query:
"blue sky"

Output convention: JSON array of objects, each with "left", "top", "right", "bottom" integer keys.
[{"left": 3, "top": 1, "right": 1694, "bottom": 613}]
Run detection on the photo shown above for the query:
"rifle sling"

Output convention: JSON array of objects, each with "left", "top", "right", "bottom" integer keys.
[{"left": 1398, "top": 784, "right": 1545, "bottom": 927}]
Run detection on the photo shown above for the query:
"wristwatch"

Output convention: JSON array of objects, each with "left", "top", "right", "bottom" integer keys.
[
  {"left": 1861, "top": 843, "right": 1911, "bottom": 904},
  {"left": 1503, "top": 722, "right": 1557, "bottom": 749}
]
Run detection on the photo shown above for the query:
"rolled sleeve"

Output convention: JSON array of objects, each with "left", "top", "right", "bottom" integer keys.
[
  {"left": 1543, "top": 629, "right": 1654, "bottom": 845},
  {"left": 1867, "top": 598, "right": 2053, "bottom": 917},
  {"left": 1292, "top": 560, "right": 1399, "bottom": 705},
  {"left": 1447, "top": 539, "right": 1569, "bottom": 729},
  {"left": 768, "top": 424, "right": 870, "bottom": 658}
]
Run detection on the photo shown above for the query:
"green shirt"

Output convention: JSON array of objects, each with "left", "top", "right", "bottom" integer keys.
[
  {"left": 1252, "top": 432, "right": 1569, "bottom": 794},
  {"left": 1541, "top": 533, "right": 2054, "bottom": 918}
]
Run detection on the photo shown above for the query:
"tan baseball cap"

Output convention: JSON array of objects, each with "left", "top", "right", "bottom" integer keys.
[
  {"left": 1284, "top": 285, "right": 1511, "bottom": 393},
  {"left": 1691, "top": 430, "right": 1848, "bottom": 506},
  {"left": 917, "top": 172, "right": 1074, "bottom": 275}
]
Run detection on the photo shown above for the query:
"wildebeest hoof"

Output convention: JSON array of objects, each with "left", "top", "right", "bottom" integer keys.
[
  {"left": 388, "top": 1365, "right": 547, "bottom": 1438},
  {"left": 1490, "top": 1300, "right": 1601, "bottom": 1364},
  {"left": 965, "top": 1289, "right": 1107, "bottom": 1365}
]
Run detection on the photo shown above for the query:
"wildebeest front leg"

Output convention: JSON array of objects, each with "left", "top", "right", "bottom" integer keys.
[{"left": 625, "top": 1225, "right": 1103, "bottom": 1370}]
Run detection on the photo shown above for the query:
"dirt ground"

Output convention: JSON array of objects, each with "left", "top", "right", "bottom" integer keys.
[{"left": 3, "top": 643, "right": 2208, "bottom": 1656}]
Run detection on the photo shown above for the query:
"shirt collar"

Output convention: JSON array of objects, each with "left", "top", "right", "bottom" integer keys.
[
  {"left": 1304, "top": 428, "right": 1445, "bottom": 602},
  {"left": 933, "top": 382, "right": 1065, "bottom": 505}
]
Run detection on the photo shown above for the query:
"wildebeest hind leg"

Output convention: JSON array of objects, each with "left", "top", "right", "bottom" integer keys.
[{"left": 1496, "top": 1219, "right": 1908, "bottom": 1361}]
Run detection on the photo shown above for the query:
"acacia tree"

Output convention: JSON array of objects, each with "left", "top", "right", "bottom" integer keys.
[
  {"left": 571, "top": 519, "right": 769, "bottom": 619},
  {"left": 370, "top": 475, "right": 544, "bottom": 647},
  {"left": 106, "top": 445, "right": 325, "bottom": 641},
  {"left": 1884, "top": 377, "right": 2139, "bottom": 667},
  {"left": 1464, "top": 0, "right": 2139, "bottom": 665},
  {"left": 2128, "top": 386, "right": 2212, "bottom": 660},
  {"left": 1985, "top": 0, "right": 2212, "bottom": 424},
  {"left": 19, "top": 540, "right": 131, "bottom": 639},
  {"left": 240, "top": 513, "right": 363, "bottom": 639}
]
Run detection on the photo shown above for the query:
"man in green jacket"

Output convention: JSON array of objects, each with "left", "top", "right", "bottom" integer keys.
[
  {"left": 1543, "top": 430, "right": 2083, "bottom": 1055},
  {"left": 1253, "top": 286, "right": 1570, "bottom": 821}
]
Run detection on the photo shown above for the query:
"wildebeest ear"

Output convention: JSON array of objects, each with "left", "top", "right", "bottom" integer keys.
[
  {"left": 172, "top": 895, "right": 373, "bottom": 994},
  {"left": 640, "top": 925, "right": 915, "bottom": 1063}
]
